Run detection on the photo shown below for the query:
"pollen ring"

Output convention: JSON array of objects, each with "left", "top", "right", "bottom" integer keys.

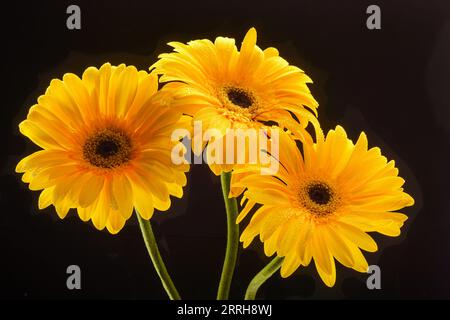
[
  {"left": 298, "top": 180, "right": 339, "bottom": 217},
  {"left": 226, "top": 87, "right": 254, "bottom": 108},
  {"left": 83, "top": 127, "right": 132, "bottom": 168}
]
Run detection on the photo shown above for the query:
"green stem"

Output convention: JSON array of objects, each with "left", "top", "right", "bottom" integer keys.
[
  {"left": 217, "top": 171, "right": 239, "bottom": 300},
  {"left": 245, "top": 257, "right": 284, "bottom": 300},
  {"left": 137, "top": 213, "right": 181, "bottom": 300}
]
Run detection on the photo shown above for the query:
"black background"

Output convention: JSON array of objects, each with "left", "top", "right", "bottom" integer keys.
[{"left": 1, "top": 0, "right": 450, "bottom": 299}]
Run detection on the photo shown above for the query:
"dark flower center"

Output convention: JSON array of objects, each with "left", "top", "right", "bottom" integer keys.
[
  {"left": 227, "top": 88, "right": 253, "bottom": 108},
  {"left": 96, "top": 140, "right": 119, "bottom": 157},
  {"left": 83, "top": 128, "right": 132, "bottom": 168},
  {"left": 307, "top": 183, "right": 332, "bottom": 205}
]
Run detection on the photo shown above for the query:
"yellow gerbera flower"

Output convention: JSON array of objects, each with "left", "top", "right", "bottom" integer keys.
[
  {"left": 16, "top": 63, "right": 189, "bottom": 234},
  {"left": 232, "top": 126, "right": 414, "bottom": 287},
  {"left": 151, "top": 27, "right": 321, "bottom": 175}
]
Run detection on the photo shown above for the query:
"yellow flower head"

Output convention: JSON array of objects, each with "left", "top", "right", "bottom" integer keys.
[
  {"left": 232, "top": 126, "right": 414, "bottom": 287},
  {"left": 16, "top": 63, "right": 189, "bottom": 234},
  {"left": 151, "top": 27, "right": 321, "bottom": 175}
]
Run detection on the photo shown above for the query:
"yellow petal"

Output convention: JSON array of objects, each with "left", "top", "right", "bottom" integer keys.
[
  {"left": 38, "top": 187, "right": 54, "bottom": 210},
  {"left": 113, "top": 66, "right": 138, "bottom": 118},
  {"left": 106, "top": 210, "right": 126, "bottom": 234},
  {"left": 77, "top": 206, "right": 91, "bottom": 222},
  {"left": 311, "top": 230, "right": 333, "bottom": 276},
  {"left": 297, "top": 221, "right": 314, "bottom": 263},
  {"left": 132, "top": 182, "right": 155, "bottom": 220},
  {"left": 336, "top": 222, "right": 378, "bottom": 252},
  {"left": 280, "top": 254, "right": 301, "bottom": 278},
  {"left": 78, "top": 175, "right": 104, "bottom": 208},
  {"left": 236, "top": 199, "right": 256, "bottom": 224},
  {"left": 240, "top": 206, "right": 271, "bottom": 247},
  {"left": 54, "top": 200, "right": 71, "bottom": 219},
  {"left": 91, "top": 193, "right": 109, "bottom": 230},
  {"left": 244, "top": 188, "right": 290, "bottom": 206},
  {"left": 277, "top": 218, "right": 303, "bottom": 256},
  {"left": 111, "top": 174, "right": 134, "bottom": 220},
  {"left": 264, "top": 228, "right": 281, "bottom": 257},
  {"left": 167, "top": 182, "right": 183, "bottom": 199},
  {"left": 323, "top": 226, "right": 355, "bottom": 269},
  {"left": 260, "top": 208, "right": 291, "bottom": 241},
  {"left": 315, "top": 254, "right": 336, "bottom": 287},
  {"left": 19, "top": 120, "right": 65, "bottom": 150}
]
